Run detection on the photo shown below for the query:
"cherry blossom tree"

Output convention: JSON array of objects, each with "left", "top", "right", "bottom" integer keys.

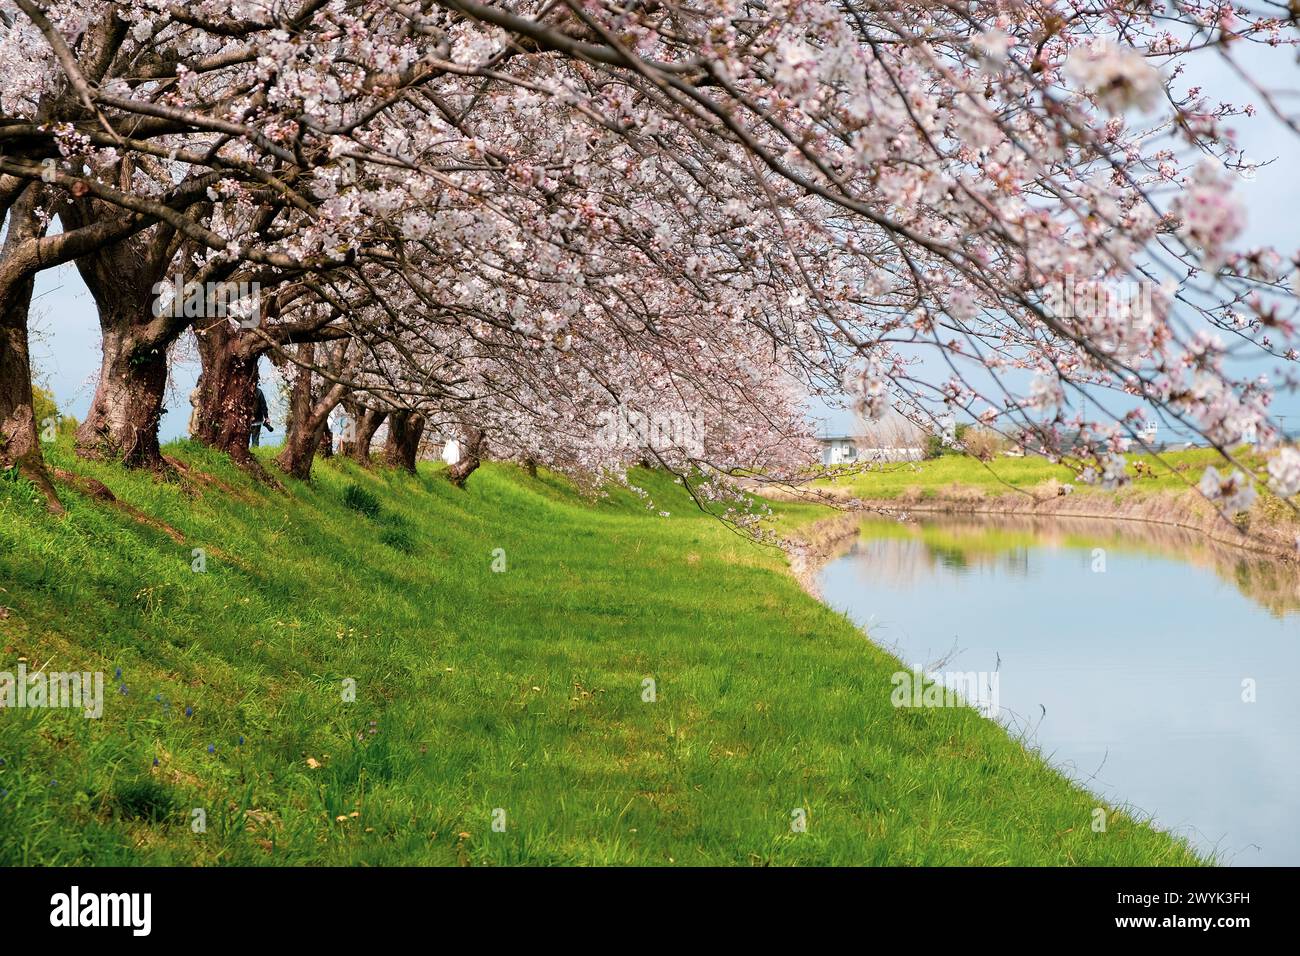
[{"left": 2, "top": 0, "right": 1298, "bottom": 520}]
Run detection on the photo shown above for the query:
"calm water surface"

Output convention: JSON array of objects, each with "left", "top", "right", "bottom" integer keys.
[{"left": 817, "top": 515, "right": 1300, "bottom": 865}]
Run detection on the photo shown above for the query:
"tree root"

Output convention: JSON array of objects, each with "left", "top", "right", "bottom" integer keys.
[{"left": 50, "top": 468, "right": 185, "bottom": 543}]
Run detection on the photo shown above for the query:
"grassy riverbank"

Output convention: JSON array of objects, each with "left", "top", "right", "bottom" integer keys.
[
  {"left": 810, "top": 447, "right": 1300, "bottom": 557},
  {"left": 815, "top": 446, "right": 1259, "bottom": 499},
  {"left": 0, "top": 439, "right": 1201, "bottom": 865}
]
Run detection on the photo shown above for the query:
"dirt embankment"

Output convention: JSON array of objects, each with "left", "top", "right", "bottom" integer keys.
[
  {"left": 860, "top": 489, "right": 1298, "bottom": 564},
  {"left": 781, "top": 513, "right": 862, "bottom": 598}
]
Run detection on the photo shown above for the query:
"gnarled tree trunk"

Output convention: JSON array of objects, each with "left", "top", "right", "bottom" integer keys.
[
  {"left": 192, "top": 319, "right": 261, "bottom": 466},
  {"left": 446, "top": 427, "right": 485, "bottom": 487},
  {"left": 0, "top": 268, "right": 62, "bottom": 512},
  {"left": 383, "top": 410, "right": 425, "bottom": 473},
  {"left": 0, "top": 184, "right": 61, "bottom": 512},
  {"left": 74, "top": 317, "right": 170, "bottom": 469},
  {"left": 276, "top": 344, "right": 322, "bottom": 480},
  {"left": 341, "top": 403, "right": 386, "bottom": 464},
  {"left": 67, "top": 209, "right": 186, "bottom": 471},
  {"left": 274, "top": 342, "right": 354, "bottom": 480}
]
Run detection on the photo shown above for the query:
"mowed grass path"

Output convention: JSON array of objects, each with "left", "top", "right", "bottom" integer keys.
[{"left": 0, "top": 441, "right": 1200, "bottom": 865}]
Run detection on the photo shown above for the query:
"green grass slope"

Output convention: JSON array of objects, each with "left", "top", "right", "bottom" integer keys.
[
  {"left": 0, "top": 440, "right": 1200, "bottom": 865},
  {"left": 815, "top": 446, "right": 1258, "bottom": 499}
]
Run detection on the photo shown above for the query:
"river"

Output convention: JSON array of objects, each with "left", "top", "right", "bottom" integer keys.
[{"left": 817, "top": 513, "right": 1300, "bottom": 865}]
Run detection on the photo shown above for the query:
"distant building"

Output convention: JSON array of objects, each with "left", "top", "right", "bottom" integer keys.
[
  {"left": 819, "top": 435, "right": 859, "bottom": 466},
  {"left": 817, "top": 435, "right": 922, "bottom": 466}
]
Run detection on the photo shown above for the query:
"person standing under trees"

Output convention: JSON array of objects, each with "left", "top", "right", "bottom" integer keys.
[{"left": 250, "top": 386, "right": 272, "bottom": 449}]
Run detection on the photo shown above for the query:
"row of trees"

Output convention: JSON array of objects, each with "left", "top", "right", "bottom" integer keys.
[{"left": 2, "top": 1, "right": 1299, "bottom": 519}]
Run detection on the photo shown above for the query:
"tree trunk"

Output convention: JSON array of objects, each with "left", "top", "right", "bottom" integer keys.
[
  {"left": 192, "top": 320, "right": 261, "bottom": 466},
  {"left": 74, "top": 320, "right": 170, "bottom": 469},
  {"left": 275, "top": 344, "right": 322, "bottom": 480},
  {"left": 383, "top": 410, "right": 425, "bottom": 473},
  {"left": 446, "top": 427, "right": 485, "bottom": 487},
  {"left": 0, "top": 185, "right": 62, "bottom": 512},
  {"left": 343, "top": 406, "right": 386, "bottom": 464},
  {"left": 0, "top": 274, "right": 62, "bottom": 513},
  {"left": 274, "top": 342, "right": 353, "bottom": 480},
  {"left": 67, "top": 212, "right": 185, "bottom": 472}
]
